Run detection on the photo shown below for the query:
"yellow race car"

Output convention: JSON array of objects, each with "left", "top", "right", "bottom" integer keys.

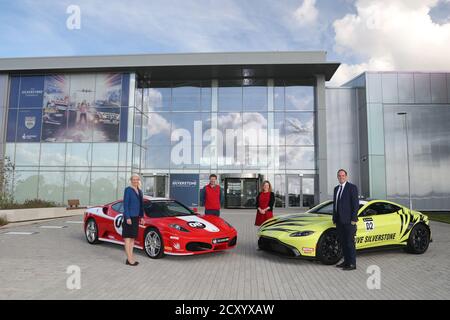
[{"left": 257, "top": 199, "right": 432, "bottom": 264}]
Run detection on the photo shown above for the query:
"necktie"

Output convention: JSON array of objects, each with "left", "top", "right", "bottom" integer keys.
[{"left": 337, "top": 185, "right": 343, "bottom": 206}]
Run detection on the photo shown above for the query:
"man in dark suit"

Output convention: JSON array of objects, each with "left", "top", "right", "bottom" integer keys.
[{"left": 333, "top": 169, "right": 359, "bottom": 271}]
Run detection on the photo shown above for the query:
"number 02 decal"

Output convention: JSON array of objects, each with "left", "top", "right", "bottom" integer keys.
[{"left": 363, "top": 218, "right": 375, "bottom": 231}]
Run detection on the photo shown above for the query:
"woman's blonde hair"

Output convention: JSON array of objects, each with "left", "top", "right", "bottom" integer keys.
[
  {"left": 260, "top": 180, "right": 272, "bottom": 193},
  {"left": 129, "top": 174, "right": 142, "bottom": 189}
]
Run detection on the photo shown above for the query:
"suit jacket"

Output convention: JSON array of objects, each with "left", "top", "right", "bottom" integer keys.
[
  {"left": 332, "top": 182, "right": 359, "bottom": 224},
  {"left": 123, "top": 186, "right": 144, "bottom": 219}
]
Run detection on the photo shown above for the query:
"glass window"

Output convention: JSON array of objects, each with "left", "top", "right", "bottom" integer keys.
[
  {"left": 274, "top": 86, "right": 285, "bottom": 111},
  {"left": 66, "top": 143, "right": 92, "bottom": 166},
  {"left": 13, "top": 171, "right": 39, "bottom": 203},
  {"left": 143, "top": 112, "right": 171, "bottom": 146},
  {"left": 285, "top": 85, "right": 314, "bottom": 111},
  {"left": 148, "top": 85, "right": 171, "bottom": 111},
  {"left": 111, "top": 201, "right": 124, "bottom": 213},
  {"left": 274, "top": 174, "right": 285, "bottom": 207},
  {"left": 201, "top": 86, "right": 212, "bottom": 111},
  {"left": 40, "top": 143, "right": 66, "bottom": 166},
  {"left": 38, "top": 171, "right": 64, "bottom": 204},
  {"left": 92, "top": 143, "right": 119, "bottom": 167},
  {"left": 309, "top": 201, "right": 333, "bottom": 214},
  {"left": 144, "top": 200, "right": 193, "bottom": 218},
  {"left": 144, "top": 146, "right": 171, "bottom": 169},
  {"left": 172, "top": 82, "right": 201, "bottom": 111},
  {"left": 218, "top": 81, "right": 242, "bottom": 111},
  {"left": 243, "top": 113, "right": 267, "bottom": 146},
  {"left": 243, "top": 81, "right": 268, "bottom": 111},
  {"left": 64, "top": 171, "right": 91, "bottom": 206},
  {"left": 285, "top": 112, "right": 314, "bottom": 145},
  {"left": 361, "top": 202, "right": 401, "bottom": 216},
  {"left": 92, "top": 107, "right": 120, "bottom": 142},
  {"left": 15, "top": 144, "right": 40, "bottom": 166},
  {"left": 6, "top": 108, "right": 18, "bottom": 142},
  {"left": 285, "top": 146, "right": 315, "bottom": 169},
  {"left": 90, "top": 171, "right": 118, "bottom": 205}
]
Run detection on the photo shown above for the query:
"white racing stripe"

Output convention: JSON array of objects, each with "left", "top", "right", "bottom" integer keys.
[{"left": 176, "top": 215, "right": 220, "bottom": 232}]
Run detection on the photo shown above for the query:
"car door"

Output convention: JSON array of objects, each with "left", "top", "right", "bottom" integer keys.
[
  {"left": 356, "top": 202, "right": 402, "bottom": 249},
  {"left": 108, "top": 201, "right": 125, "bottom": 241}
]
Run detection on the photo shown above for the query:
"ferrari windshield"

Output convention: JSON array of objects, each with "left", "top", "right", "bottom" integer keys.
[{"left": 144, "top": 200, "right": 195, "bottom": 218}]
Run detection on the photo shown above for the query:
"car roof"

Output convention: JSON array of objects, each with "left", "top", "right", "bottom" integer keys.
[{"left": 143, "top": 195, "right": 171, "bottom": 201}]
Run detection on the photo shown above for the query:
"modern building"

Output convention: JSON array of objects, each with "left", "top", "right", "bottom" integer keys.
[{"left": 0, "top": 52, "right": 448, "bottom": 210}]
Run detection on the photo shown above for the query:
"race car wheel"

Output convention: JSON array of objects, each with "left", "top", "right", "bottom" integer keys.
[
  {"left": 85, "top": 219, "right": 101, "bottom": 244},
  {"left": 144, "top": 228, "right": 165, "bottom": 259},
  {"left": 316, "top": 229, "right": 342, "bottom": 265},
  {"left": 405, "top": 224, "right": 430, "bottom": 254}
]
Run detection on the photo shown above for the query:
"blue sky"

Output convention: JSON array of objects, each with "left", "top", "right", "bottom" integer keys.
[{"left": 1, "top": 0, "right": 449, "bottom": 84}]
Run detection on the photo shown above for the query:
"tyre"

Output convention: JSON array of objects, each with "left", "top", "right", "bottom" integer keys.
[
  {"left": 85, "top": 218, "right": 101, "bottom": 244},
  {"left": 405, "top": 223, "right": 430, "bottom": 254},
  {"left": 144, "top": 228, "right": 165, "bottom": 259},
  {"left": 316, "top": 229, "right": 342, "bottom": 265}
]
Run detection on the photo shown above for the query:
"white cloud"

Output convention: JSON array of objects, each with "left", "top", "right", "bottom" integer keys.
[
  {"left": 294, "top": 0, "right": 319, "bottom": 26},
  {"left": 330, "top": 0, "right": 450, "bottom": 86}
]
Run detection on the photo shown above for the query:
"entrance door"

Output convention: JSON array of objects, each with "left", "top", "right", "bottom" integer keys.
[
  {"left": 143, "top": 175, "right": 167, "bottom": 198},
  {"left": 287, "top": 175, "right": 315, "bottom": 208},
  {"left": 225, "top": 178, "right": 258, "bottom": 208}
]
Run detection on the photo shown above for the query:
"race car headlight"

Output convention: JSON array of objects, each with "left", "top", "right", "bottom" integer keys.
[
  {"left": 169, "top": 224, "right": 189, "bottom": 232},
  {"left": 290, "top": 231, "right": 315, "bottom": 237}
]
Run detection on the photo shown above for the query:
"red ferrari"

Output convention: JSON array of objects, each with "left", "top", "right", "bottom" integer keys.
[{"left": 83, "top": 196, "right": 237, "bottom": 258}]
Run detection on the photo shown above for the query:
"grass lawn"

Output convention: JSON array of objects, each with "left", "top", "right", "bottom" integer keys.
[{"left": 423, "top": 212, "right": 450, "bottom": 224}]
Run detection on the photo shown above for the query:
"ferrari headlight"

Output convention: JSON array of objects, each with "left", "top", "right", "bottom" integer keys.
[
  {"left": 169, "top": 224, "right": 189, "bottom": 232},
  {"left": 290, "top": 231, "right": 315, "bottom": 237}
]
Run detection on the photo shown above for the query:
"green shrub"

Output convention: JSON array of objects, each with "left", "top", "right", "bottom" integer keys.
[
  {"left": 0, "top": 216, "right": 7, "bottom": 226},
  {"left": 0, "top": 198, "right": 61, "bottom": 210}
]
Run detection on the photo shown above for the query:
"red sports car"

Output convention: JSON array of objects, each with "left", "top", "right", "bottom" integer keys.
[{"left": 83, "top": 196, "right": 237, "bottom": 258}]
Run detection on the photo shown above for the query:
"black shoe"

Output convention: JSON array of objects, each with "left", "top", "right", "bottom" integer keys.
[
  {"left": 126, "top": 260, "right": 139, "bottom": 266},
  {"left": 336, "top": 262, "right": 347, "bottom": 268},
  {"left": 342, "top": 264, "right": 356, "bottom": 271}
]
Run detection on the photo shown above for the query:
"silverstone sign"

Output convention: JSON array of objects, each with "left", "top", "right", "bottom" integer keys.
[{"left": 169, "top": 174, "right": 199, "bottom": 208}]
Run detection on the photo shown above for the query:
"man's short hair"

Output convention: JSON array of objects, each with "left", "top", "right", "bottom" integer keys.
[
  {"left": 337, "top": 169, "right": 348, "bottom": 176},
  {"left": 209, "top": 174, "right": 217, "bottom": 179}
]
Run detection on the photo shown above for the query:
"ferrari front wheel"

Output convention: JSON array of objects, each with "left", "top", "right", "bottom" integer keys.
[
  {"left": 316, "top": 229, "right": 342, "bottom": 265},
  {"left": 85, "top": 219, "right": 101, "bottom": 244},
  {"left": 144, "top": 228, "right": 165, "bottom": 259}
]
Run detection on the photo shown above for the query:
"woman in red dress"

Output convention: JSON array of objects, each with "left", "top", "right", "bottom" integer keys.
[{"left": 255, "top": 180, "right": 275, "bottom": 226}]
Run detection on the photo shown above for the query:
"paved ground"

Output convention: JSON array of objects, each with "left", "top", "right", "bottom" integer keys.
[{"left": 0, "top": 209, "right": 449, "bottom": 300}]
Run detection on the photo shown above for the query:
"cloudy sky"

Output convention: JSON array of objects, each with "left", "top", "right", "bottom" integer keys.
[{"left": 1, "top": 0, "right": 449, "bottom": 85}]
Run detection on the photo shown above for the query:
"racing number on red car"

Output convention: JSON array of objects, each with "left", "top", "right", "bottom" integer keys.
[{"left": 114, "top": 214, "right": 124, "bottom": 235}]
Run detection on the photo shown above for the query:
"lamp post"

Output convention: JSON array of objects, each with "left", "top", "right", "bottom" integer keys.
[{"left": 397, "top": 112, "right": 412, "bottom": 210}]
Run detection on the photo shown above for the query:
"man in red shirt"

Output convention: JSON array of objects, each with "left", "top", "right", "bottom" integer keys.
[{"left": 200, "top": 174, "right": 224, "bottom": 216}]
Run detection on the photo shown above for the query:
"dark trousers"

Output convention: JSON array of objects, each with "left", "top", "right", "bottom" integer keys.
[
  {"left": 336, "top": 222, "right": 357, "bottom": 265},
  {"left": 205, "top": 209, "right": 220, "bottom": 216}
]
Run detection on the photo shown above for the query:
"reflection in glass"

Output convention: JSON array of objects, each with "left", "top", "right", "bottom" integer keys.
[
  {"left": 285, "top": 112, "right": 314, "bottom": 145},
  {"left": 274, "top": 174, "right": 285, "bottom": 207},
  {"left": 65, "top": 171, "right": 91, "bottom": 205},
  {"left": 66, "top": 143, "right": 92, "bottom": 166},
  {"left": 92, "top": 143, "right": 119, "bottom": 166},
  {"left": 243, "top": 113, "right": 267, "bottom": 146},
  {"left": 285, "top": 86, "right": 314, "bottom": 111},
  {"left": 285, "top": 147, "right": 315, "bottom": 169},
  {"left": 243, "top": 84, "right": 267, "bottom": 111},
  {"left": 38, "top": 171, "right": 64, "bottom": 204},
  {"left": 15, "top": 144, "right": 40, "bottom": 166},
  {"left": 144, "top": 146, "right": 171, "bottom": 169},
  {"left": 143, "top": 112, "right": 171, "bottom": 146},
  {"left": 274, "top": 86, "right": 285, "bottom": 111},
  {"left": 218, "top": 81, "right": 242, "bottom": 111},
  {"left": 40, "top": 143, "right": 66, "bottom": 166},
  {"left": 14, "top": 171, "right": 39, "bottom": 202},
  {"left": 148, "top": 86, "right": 171, "bottom": 111},
  {"left": 172, "top": 83, "right": 201, "bottom": 111},
  {"left": 287, "top": 175, "right": 300, "bottom": 207},
  {"left": 90, "top": 171, "right": 118, "bottom": 205}
]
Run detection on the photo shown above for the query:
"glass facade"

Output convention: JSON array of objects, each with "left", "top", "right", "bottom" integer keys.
[
  {"left": 330, "top": 71, "right": 450, "bottom": 210},
  {"left": 136, "top": 79, "right": 317, "bottom": 207}
]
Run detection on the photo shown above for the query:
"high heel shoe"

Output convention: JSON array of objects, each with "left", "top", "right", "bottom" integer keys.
[{"left": 125, "top": 259, "right": 139, "bottom": 266}]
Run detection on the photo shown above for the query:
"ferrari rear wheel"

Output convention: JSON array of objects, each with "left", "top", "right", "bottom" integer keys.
[
  {"left": 405, "top": 224, "right": 430, "bottom": 254},
  {"left": 144, "top": 228, "right": 165, "bottom": 259},
  {"left": 316, "top": 229, "right": 342, "bottom": 265},
  {"left": 85, "top": 219, "right": 101, "bottom": 244}
]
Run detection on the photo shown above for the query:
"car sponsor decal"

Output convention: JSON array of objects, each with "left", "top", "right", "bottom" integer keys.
[
  {"left": 302, "top": 247, "right": 315, "bottom": 254},
  {"left": 114, "top": 214, "right": 124, "bottom": 235},
  {"left": 363, "top": 217, "right": 375, "bottom": 231},
  {"left": 355, "top": 233, "right": 396, "bottom": 244},
  {"left": 176, "top": 216, "right": 220, "bottom": 232}
]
